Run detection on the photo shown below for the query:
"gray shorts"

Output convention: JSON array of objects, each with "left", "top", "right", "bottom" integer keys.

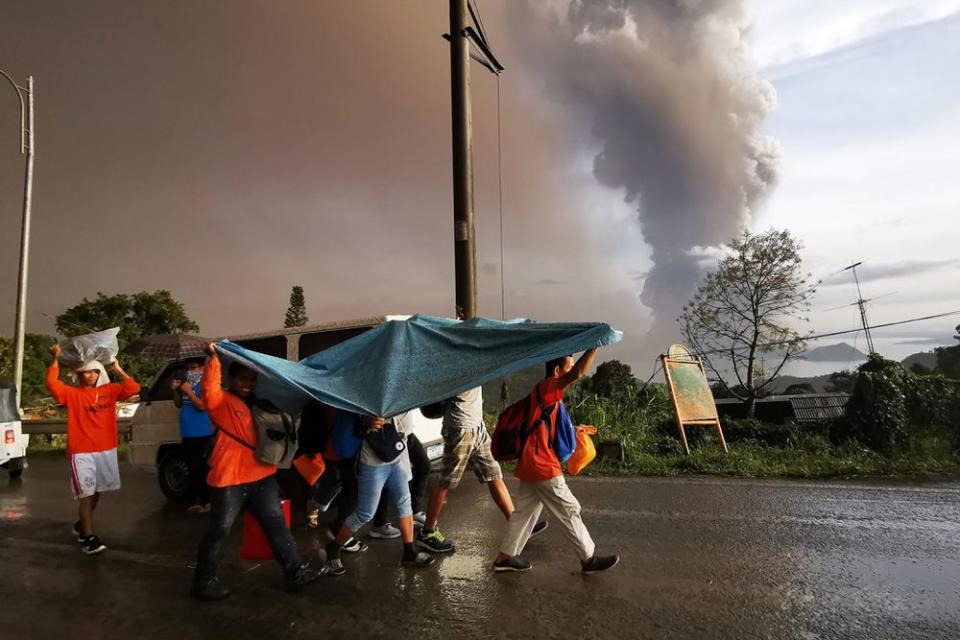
[{"left": 439, "top": 426, "right": 503, "bottom": 489}]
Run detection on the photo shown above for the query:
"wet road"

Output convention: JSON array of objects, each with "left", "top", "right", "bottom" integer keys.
[{"left": 2, "top": 456, "right": 959, "bottom": 640}]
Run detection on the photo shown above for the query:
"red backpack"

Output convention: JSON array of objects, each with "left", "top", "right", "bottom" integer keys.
[{"left": 492, "top": 385, "right": 550, "bottom": 462}]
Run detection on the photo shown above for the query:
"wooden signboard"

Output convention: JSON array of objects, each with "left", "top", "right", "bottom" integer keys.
[{"left": 661, "top": 344, "right": 728, "bottom": 455}]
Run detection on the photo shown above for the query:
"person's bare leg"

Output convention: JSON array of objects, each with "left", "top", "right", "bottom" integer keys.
[
  {"left": 487, "top": 479, "right": 515, "bottom": 519},
  {"left": 424, "top": 485, "right": 448, "bottom": 530},
  {"left": 397, "top": 515, "right": 415, "bottom": 543},
  {"left": 78, "top": 494, "right": 97, "bottom": 536}
]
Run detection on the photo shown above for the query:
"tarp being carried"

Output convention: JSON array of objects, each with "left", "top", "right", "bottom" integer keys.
[{"left": 216, "top": 314, "right": 622, "bottom": 417}]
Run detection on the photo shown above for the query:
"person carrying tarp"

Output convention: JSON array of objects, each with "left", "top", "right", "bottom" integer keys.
[
  {"left": 191, "top": 343, "right": 320, "bottom": 601},
  {"left": 46, "top": 343, "right": 139, "bottom": 556},
  {"left": 324, "top": 411, "right": 435, "bottom": 574},
  {"left": 418, "top": 387, "right": 548, "bottom": 553},
  {"left": 492, "top": 348, "right": 620, "bottom": 574}
]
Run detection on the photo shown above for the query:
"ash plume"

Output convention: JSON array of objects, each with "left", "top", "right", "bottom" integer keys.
[{"left": 510, "top": 0, "right": 782, "bottom": 349}]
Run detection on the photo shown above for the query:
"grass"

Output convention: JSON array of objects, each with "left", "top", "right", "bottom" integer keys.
[{"left": 582, "top": 437, "right": 960, "bottom": 480}]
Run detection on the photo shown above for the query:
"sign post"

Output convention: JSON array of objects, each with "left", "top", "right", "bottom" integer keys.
[{"left": 661, "top": 344, "right": 728, "bottom": 455}]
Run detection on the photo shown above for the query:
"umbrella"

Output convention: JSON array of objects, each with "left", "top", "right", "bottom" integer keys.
[{"left": 123, "top": 334, "right": 212, "bottom": 360}]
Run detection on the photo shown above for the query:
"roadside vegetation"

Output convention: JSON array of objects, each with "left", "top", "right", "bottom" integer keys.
[{"left": 551, "top": 354, "right": 960, "bottom": 479}]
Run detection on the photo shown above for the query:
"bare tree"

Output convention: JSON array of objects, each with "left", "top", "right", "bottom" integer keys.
[{"left": 679, "top": 230, "right": 816, "bottom": 417}]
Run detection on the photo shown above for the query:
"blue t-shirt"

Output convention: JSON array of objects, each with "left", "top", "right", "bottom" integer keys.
[{"left": 179, "top": 382, "right": 213, "bottom": 438}]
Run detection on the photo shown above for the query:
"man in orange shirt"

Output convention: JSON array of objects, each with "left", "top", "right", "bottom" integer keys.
[
  {"left": 493, "top": 348, "right": 620, "bottom": 574},
  {"left": 192, "top": 343, "right": 319, "bottom": 600},
  {"left": 46, "top": 343, "right": 140, "bottom": 556}
]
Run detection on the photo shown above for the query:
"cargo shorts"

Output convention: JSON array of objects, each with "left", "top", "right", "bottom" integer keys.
[{"left": 439, "top": 425, "right": 503, "bottom": 489}]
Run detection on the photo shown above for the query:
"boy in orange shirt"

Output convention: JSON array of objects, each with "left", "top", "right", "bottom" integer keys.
[
  {"left": 46, "top": 343, "right": 140, "bottom": 556},
  {"left": 493, "top": 348, "right": 620, "bottom": 574},
  {"left": 192, "top": 343, "right": 319, "bottom": 600}
]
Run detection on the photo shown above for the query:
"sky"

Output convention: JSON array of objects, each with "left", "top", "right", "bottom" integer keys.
[{"left": 0, "top": 1, "right": 958, "bottom": 374}]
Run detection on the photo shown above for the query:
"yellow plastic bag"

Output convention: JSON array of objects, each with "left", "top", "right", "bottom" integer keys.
[{"left": 567, "top": 425, "right": 598, "bottom": 475}]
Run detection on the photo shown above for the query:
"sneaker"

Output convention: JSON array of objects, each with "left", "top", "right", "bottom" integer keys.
[
  {"left": 341, "top": 537, "right": 368, "bottom": 553},
  {"left": 285, "top": 562, "right": 322, "bottom": 593},
  {"left": 186, "top": 504, "right": 204, "bottom": 513},
  {"left": 493, "top": 556, "right": 532, "bottom": 573},
  {"left": 72, "top": 521, "right": 83, "bottom": 543},
  {"left": 402, "top": 551, "right": 436, "bottom": 567},
  {"left": 326, "top": 558, "right": 346, "bottom": 577},
  {"left": 582, "top": 554, "right": 620, "bottom": 574},
  {"left": 192, "top": 576, "right": 231, "bottom": 601},
  {"left": 417, "top": 528, "right": 456, "bottom": 553},
  {"left": 306, "top": 510, "right": 320, "bottom": 529},
  {"left": 530, "top": 520, "right": 549, "bottom": 537},
  {"left": 369, "top": 523, "right": 401, "bottom": 539},
  {"left": 80, "top": 535, "right": 107, "bottom": 556},
  {"left": 413, "top": 511, "right": 427, "bottom": 526}
]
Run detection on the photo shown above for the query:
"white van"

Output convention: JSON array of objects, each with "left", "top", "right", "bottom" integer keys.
[
  {"left": 129, "top": 315, "right": 444, "bottom": 501},
  {"left": 0, "top": 381, "right": 28, "bottom": 479}
]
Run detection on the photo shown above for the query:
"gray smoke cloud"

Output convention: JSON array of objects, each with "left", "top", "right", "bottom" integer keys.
[{"left": 509, "top": 0, "right": 782, "bottom": 347}]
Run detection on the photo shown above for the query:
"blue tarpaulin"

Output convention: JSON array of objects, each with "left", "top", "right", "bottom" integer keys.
[{"left": 215, "top": 314, "right": 622, "bottom": 417}]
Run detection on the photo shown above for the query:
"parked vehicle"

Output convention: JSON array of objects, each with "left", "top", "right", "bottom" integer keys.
[
  {"left": 129, "top": 315, "right": 444, "bottom": 502},
  {"left": 0, "top": 380, "right": 28, "bottom": 479}
]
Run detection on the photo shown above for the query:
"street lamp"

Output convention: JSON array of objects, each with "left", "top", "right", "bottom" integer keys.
[{"left": 0, "top": 68, "right": 35, "bottom": 410}]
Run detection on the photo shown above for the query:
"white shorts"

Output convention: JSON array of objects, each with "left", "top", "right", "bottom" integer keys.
[{"left": 68, "top": 448, "right": 121, "bottom": 499}]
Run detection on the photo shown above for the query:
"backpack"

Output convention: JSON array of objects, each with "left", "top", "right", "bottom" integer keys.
[
  {"left": 330, "top": 409, "right": 363, "bottom": 459},
  {"left": 217, "top": 398, "right": 299, "bottom": 468},
  {"left": 491, "top": 385, "right": 577, "bottom": 463},
  {"left": 492, "top": 386, "right": 546, "bottom": 462},
  {"left": 250, "top": 399, "right": 299, "bottom": 468},
  {"left": 554, "top": 403, "right": 577, "bottom": 463}
]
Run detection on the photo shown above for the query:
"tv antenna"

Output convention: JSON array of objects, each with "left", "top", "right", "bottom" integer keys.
[{"left": 836, "top": 261, "right": 886, "bottom": 354}]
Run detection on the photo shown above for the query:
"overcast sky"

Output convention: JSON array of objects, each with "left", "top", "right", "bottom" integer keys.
[{"left": 1, "top": 1, "right": 957, "bottom": 371}]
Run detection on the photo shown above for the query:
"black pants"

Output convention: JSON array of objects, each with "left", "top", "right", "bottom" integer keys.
[
  {"left": 195, "top": 475, "right": 301, "bottom": 582},
  {"left": 372, "top": 434, "right": 431, "bottom": 526},
  {"left": 181, "top": 436, "right": 211, "bottom": 504}
]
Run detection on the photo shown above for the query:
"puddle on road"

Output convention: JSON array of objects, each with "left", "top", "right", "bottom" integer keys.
[
  {"left": 0, "top": 495, "right": 27, "bottom": 521},
  {"left": 436, "top": 553, "right": 486, "bottom": 580}
]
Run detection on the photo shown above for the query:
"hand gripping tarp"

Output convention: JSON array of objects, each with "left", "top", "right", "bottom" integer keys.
[{"left": 215, "top": 314, "right": 622, "bottom": 417}]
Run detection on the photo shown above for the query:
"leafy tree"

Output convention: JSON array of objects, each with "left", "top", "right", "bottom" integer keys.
[
  {"left": 0, "top": 333, "right": 58, "bottom": 408},
  {"left": 56, "top": 291, "right": 199, "bottom": 344},
  {"left": 935, "top": 324, "right": 960, "bottom": 379},
  {"left": 55, "top": 290, "right": 199, "bottom": 388},
  {"left": 679, "top": 229, "right": 816, "bottom": 417},
  {"left": 588, "top": 360, "right": 638, "bottom": 400},
  {"left": 783, "top": 382, "right": 816, "bottom": 395},
  {"left": 284, "top": 285, "right": 309, "bottom": 328},
  {"left": 824, "top": 370, "right": 857, "bottom": 394}
]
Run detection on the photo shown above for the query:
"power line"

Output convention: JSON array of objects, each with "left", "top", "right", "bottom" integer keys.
[{"left": 689, "top": 309, "right": 960, "bottom": 358}]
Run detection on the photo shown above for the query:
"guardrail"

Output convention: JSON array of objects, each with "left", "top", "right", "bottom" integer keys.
[{"left": 20, "top": 418, "right": 133, "bottom": 435}]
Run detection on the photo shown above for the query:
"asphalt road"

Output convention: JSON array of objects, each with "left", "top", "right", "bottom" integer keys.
[{"left": 2, "top": 456, "right": 959, "bottom": 639}]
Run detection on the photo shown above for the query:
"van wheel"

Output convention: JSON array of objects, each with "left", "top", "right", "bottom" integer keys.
[
  {"left": 8, "top": 469, "right": 22, "bottom": 480},
  {"left": 158, "top": 448, "right": 193, "bottom": 502}
]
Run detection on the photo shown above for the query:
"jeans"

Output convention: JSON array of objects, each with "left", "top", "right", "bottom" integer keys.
[
  {"left": 344, "top": 461, "right": 412, "bottom": 533},
  {"left": 195, "top": 475, "right": 302, "bottom": 582},
  {"left": 331, "top": 458, "right": 359, "bottom": 532},
  {"left": 373, "top": 434, "right": 431, "bottom": 525},
  {"left": 181, "top": 436, "right": 211, "bottom": 504}
]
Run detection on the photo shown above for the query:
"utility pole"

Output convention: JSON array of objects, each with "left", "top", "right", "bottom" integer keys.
[
  {"left": 843, "top": 261, "right": 875, "bottom": 354},
  {"left": 0, "top": 69, "right": 35, "bottom": 409},
  {"left": 447, "top": 0, "right": 503, "bottom": 320}
]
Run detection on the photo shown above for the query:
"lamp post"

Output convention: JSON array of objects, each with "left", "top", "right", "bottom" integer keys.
[{"left": 0, "top": 69, "right": 35, "bottom": 409}]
